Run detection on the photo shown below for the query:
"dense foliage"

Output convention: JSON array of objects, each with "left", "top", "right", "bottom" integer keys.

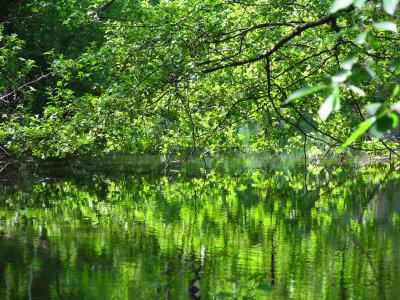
[{"left": 1, "top": 0, "right": 400, "bottom": 158}]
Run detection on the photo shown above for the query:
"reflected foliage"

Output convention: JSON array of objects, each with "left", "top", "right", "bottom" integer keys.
[{"left": 0, "top": 155, "right": 399, "bottom": 299}]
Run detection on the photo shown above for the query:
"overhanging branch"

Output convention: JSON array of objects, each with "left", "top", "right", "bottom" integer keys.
[{"left": 203, "top": 14, "right": 335, "bottom": 74}]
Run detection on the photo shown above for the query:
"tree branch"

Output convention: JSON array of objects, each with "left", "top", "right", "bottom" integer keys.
[{"left": 203, "top": 14, "right": 335, "bottom": 74}]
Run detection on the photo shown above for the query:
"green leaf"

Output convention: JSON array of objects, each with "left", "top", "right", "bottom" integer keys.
[
  {"left": 364, "top": 103, "right": 383, "bottom": 115},
  {"left": 382, "top": 0, "right": 400, "bottom": 14},
  {"left": 256, "top": 283, "right": 274, "bottom": 291},
  {"left": 342, "top": 55, "right": 357, "bottom": 71},
  {"left": 332, "top": 70, "right": 348, "bottom": 83},
  {"left": 318, "top": 96, "right": 335, "bottom": 121},
  {"left": 354, "top": 31, "right": 368, "bottom": 44},
  {"left": 353, "top": 0, "right": 366, "bottom": 8},
  {"left": 226, "top": 278, "right": 238, "bottom": 284},
  {"left": 330, "top": 0, "right": 354, "bottom": 13},
  {"left": 373, "top": 21, "right": 398, "bottom": 33},
  {"left": 217, "top": 292, "right": 233, "bottom": 298},
  {"left": 393, "top": 85, "right": 400, "bottom": 97},
  {"left": 318, "top": 89, "right": 340, "bottom": 121},
  {"left": 283, "top": 85, "right": 327, "bottom": 105},
  {"left": 370, "top": 113, "right": 398, "bottom": 138},
  {"left": 349, "top": 85, "right": 365, "bottom": 96},
  {"left": 341, "top": 116, "right": 376, "bottom": 149}
]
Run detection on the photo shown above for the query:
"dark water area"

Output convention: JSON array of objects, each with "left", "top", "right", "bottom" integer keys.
[{"left": 0, "top": 154, "right": 399, "bottom": 299}]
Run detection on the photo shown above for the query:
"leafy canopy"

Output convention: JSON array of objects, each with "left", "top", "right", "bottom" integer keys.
[{"left": 1, "top": 0, "right": 400, "bottom": 158}]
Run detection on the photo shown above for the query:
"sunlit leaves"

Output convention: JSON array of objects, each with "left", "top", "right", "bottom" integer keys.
[{"left": 2, "top": 0, "right": 400, "bottom": 157}]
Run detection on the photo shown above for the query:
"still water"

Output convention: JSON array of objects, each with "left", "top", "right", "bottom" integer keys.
[{"left": 0, "top": 155, "right": 399, "bottom": 299}]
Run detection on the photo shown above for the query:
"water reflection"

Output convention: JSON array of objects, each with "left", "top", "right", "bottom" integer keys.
[{"left": 0, "top": 155, "right": 399, "bottom": 299}]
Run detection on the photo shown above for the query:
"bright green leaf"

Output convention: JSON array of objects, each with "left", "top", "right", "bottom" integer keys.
[
  {"left": 354, "top": 31, "right": 368, "bottom": 44},
  {"left": 332, "top": 70, "right": 348, "bottom": 83},
  {"left": 392, "top": 85, "right": 400, "bottom": 97},
  {"left": 392, "top": 113, "right": 399, "bottom": 128},
  {"left": 382, "top": 0, "right": 400, "bottom": 14},
  {"left": 318, "top": 89, "right": 340, "bottom": 121},
  {"left": 341, "top": 116, "right": 376, "bottom": 149},
  {"left": 349, "top": 85, "right": 365, "bottom": 96},
  {"left": 330, "top": 0, "right": 354, "bottom": 13},
  {"left": 373, "top": 21, "right": 398, "bottom": 33},
  {"left": 342, "top": 55, "right": 357, "bottom": 70},
  {"left": 353, "top": 0, "right": 366, "bottom": 8}
]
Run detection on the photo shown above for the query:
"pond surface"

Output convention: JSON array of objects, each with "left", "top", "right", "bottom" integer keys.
[{"left": 0, "top": 154, "right": 399, "bottom": 299}]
